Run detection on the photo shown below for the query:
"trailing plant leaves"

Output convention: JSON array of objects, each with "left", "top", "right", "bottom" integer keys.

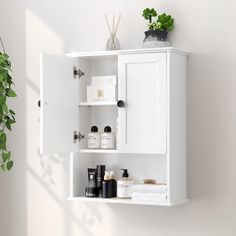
[
  {"left": 2, "top": 103, "right": 8, "bottom": 113},
  {"left": 0, "top": 133, "right": 7, "bottom": 150},
  {"left": 0, "top": 52, "right": 16, "bottom": 171},
  {"left": 2, "top": 151, "right": 10, "bottom": 162},
  {"left": 6, "top": 122, "right": 11, "bottom": 131},
  {"left": 6, "top": 160, "right": 13, "bottom": 171},
  {"left": 0, "top": 95, "right": 6, "bottom": 105},
  {"left": 6, "top": 118, "right": 15, "bottom": 131},
  {"left": 1, "top": 163, "right": 6, "bottom": 171},
  {"left": 6, "top": 89, "right": 17, "bottom": 97},
  {"left": 9, "top": 109, "right": 15, "bottom": 115},
  {"left": 0, "top": 75, "right": 4, "bottom": 82}
]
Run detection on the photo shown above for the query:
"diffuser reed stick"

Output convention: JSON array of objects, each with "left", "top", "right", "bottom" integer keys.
[{"left": 104, "top": 13, "right": 121, "bottom": 50}]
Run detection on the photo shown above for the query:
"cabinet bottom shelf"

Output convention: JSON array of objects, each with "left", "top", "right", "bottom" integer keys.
[{"left": 68, "top": 196, "right": 189, "bottom": 206}]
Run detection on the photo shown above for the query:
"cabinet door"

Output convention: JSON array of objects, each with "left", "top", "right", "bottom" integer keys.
[
  {"left": 40, "top": 53, "right": 79, "bottom": 154},
  {"left": 118, "top": 53, "right": 167, "bottom": 154}
]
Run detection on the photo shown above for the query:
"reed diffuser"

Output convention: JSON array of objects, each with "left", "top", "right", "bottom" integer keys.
[{"left": 104, "top": 13, "right": 121, "bottom": 50}]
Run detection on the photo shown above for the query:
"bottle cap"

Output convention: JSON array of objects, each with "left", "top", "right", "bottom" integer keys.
[
  {"left": 104, "top": 171, "right": 110, "bottom": 180},
  {"left": 121, "top": 169, "right": 129, "bottom": 178},
  {"left": 104, "top": 126, "right": 112, "bottom": 132},
  {"left": 110, "top": 170, "right": 115, "bottom": 178},
  {"left": 91, "top": 126, "right": 98, "bottom": 132}
]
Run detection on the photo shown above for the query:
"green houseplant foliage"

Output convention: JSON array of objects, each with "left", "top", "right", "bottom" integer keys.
[
  {"left": 155, "top": 13, "right": 174, "bottom": 32},
  {"left": 0, "top": 52, "right": 16, "bottom": 171},
  {"left": 142, "top": 8, "right": 157, "bottom": 25}
]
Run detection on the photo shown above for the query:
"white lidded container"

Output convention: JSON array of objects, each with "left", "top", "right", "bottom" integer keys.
[
  {"left": 88, "top": 126, "right": 100, "bottom": 149},
  {"left": 117, "top": 169, "right": 134, "bottom": 199},
  {"left": 87, "top": 75, "right": 117, "bottom": 102},
  {"left": 101, "top": 126, "right": 115, "bottom": 149}
]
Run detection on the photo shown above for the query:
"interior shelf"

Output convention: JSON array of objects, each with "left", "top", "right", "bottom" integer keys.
[
  {"left": 79, "top": 101, "right": 117, "bottom": 106},
  {"left": 80, "top": 149, "right": 118, "bottom": 153},
  {"left": 68, "top": 196, "right": 173, "bottom": 206}
]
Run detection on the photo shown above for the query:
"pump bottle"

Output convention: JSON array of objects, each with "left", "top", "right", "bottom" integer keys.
[{"left": 117, "top": 169, "right": 134, "bottom": 199}]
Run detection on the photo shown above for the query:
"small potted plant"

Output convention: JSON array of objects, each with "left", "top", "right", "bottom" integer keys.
[{"left": 142, "top": 8, "right": 174, "bottom": 47}]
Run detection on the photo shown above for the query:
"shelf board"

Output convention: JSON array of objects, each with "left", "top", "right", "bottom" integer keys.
[
  {"left": 79, "top": 149, "right": 168, "bottom": 155},
  {"left": 65, "top": 47, "right": 189, "bottom": 58},
  {"left": 68, "top": 196, "right": 174, "bottom": 206},
  {"left": 80, "top": 149, "right": 119, "bottom": 154},
  {"left": 79, "top": 101, "right": 117, "bottom": 106}
]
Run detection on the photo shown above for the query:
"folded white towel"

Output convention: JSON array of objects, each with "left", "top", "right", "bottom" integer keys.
[
  {"left": 132, "top": 184, "right": 167, "bottom": 194},
  {"left": 131, "top": 192, "right": 167, "bottom": 202}
]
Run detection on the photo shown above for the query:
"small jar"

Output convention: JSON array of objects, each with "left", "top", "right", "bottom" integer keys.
[
  {"left": 101, "top": 126, "right": 115, "bottom": 149},
  {"left": 88, "top": 126, "right": 100, "bottom": 149}
]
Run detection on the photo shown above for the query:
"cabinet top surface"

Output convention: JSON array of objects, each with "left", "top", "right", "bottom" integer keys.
[{"left": 65, "top": 47, "right": 189, "bottom": 58}]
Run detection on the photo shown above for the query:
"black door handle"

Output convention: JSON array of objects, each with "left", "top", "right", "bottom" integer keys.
[
  {"left": 117, "top": 100, "right": 125, "bottom": 108},
  {"left": 38, "top": 100, "right": 41, "bottom": 108}
]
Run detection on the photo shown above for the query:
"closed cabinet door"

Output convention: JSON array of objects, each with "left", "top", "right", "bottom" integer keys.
[
  {"left": 117, "top": 53, "right": 167, "bottom": 154},
  {"left": 40, "top": 53, "right": 79, "bottom": 154}
]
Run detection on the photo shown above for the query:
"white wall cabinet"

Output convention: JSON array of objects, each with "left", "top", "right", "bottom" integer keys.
[{"left": 40, "top": 48, "right": 188, "bottom": 206}]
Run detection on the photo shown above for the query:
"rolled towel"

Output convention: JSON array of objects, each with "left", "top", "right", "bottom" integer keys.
[
  {"left": 132, "top": 184, "right": 167, "bottom": 194},
  {"left": 131, "top": 192, "right": 167, "bottom": 202}
]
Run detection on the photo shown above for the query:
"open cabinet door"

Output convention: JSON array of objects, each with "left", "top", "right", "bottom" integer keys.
[{"left": 40, "top": 53, "right": 79, "bottom": 154}]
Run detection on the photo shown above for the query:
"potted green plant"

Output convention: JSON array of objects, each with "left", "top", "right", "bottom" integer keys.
[
  {"left": 142, "top": 8, "right": 174, "bottom": 46},
  {"left": 0, "top": 37, "right": 16, "bottom": 172}
]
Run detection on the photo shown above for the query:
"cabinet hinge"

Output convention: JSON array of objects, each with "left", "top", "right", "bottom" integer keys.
[
  {"left": 73, "top": 66, "right": 85, "bottom": 79},
  {"left": 73, "top": 131, "right": 85, "bottom": 143}
]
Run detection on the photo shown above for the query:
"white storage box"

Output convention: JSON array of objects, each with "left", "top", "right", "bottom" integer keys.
[
  {"left": 87, "top": 85, "right": 116, "bottom": 102},
  {"left": 92, "top": 75, "right": 116, "bottom": 86}
]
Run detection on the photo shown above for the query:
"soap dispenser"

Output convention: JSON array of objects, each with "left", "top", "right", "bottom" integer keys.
[{"left": 117, "top": 169, "right": 134, "bottom": 199}]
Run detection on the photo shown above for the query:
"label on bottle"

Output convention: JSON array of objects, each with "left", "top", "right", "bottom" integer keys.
[
  {"left": 117, "top": 180, "right": 134, "bottom": 198},
  {"left": 101, "top": 133, "right": 115, "bottom": 149},
  {"left": 88, "top": 133, "right": 100, "bottom": 149}
]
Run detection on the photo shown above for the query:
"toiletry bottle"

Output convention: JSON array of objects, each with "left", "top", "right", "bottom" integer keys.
[
  {"left": 97, "top": 165, "right": 106, "bottom": 197},
  {"left": 101, "top": 126, "right": 115, "bottom": 149},
  {"left": 102, "top": 171, "right": 112, "bottom": 198},
  {"left": 85, "top": 168, "right": 98, "bottom": 197},
  {"left": 110, "top": 170, "right": 117, "bottom": 197},
  {"left": 88, "top": 126, "right": 100, "bottom": 149},
  {"left": 117, "top": 169, "right": 134, "bottom": 199}
]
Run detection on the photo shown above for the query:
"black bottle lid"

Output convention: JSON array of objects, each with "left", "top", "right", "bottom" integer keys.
[
  {"left": 91, "top": 126, "right": 98, "bottom": 132},
  {"left": 104, "top": 126, "right": 112, "bottom": 132},
  {"left": 121, "top": 169, "right": 129, "bottom": 178}
]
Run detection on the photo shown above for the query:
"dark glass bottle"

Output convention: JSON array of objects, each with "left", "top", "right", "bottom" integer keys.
[{"left": 102, "top": 171, "right": 112, "bottom": 198}]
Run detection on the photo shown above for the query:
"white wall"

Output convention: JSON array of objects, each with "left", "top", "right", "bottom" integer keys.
[{"left": 1, "top": 0, "right": 236, "bottom": 235}]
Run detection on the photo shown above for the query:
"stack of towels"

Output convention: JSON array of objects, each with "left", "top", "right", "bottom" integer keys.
[{"left": 131, "top": 184, "right": 167, "bottom": 202}]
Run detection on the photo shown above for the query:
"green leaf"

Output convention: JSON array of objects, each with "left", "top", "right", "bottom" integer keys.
[
  {"left": 6, "top": 123, "right": 11, "bottom": 131},
  {"left": 2, "top": 151, "right": 10, "bottom": 162},
  {"left": 9, "top": 109, "right": 15, "bottom": 115},
  {"left": 0, "top": 95, "right": 6, "bottom": 104},
  {"left": 0, "top": 133, "right": 7, "bottom": 150},
  {"left": 2, "top": 103, "right": 8, "bottom": 113},
  {"left": 6, "top": 160, "right": 13, "bottom": 171},
  {"left": 6, "top": 89, "right": 17, "bottom": 97},
  {"left": 8, "top": 118, "right": 15, "bottom": 124},
  {"left": 1, "top": 163, "right": 6, "bottom": 171},
  {"left": 0, "top": 75, "right": 4, "bottom": 82},
  {"left": 3, "top": 53, "right": 9, "bottom": 59}
]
